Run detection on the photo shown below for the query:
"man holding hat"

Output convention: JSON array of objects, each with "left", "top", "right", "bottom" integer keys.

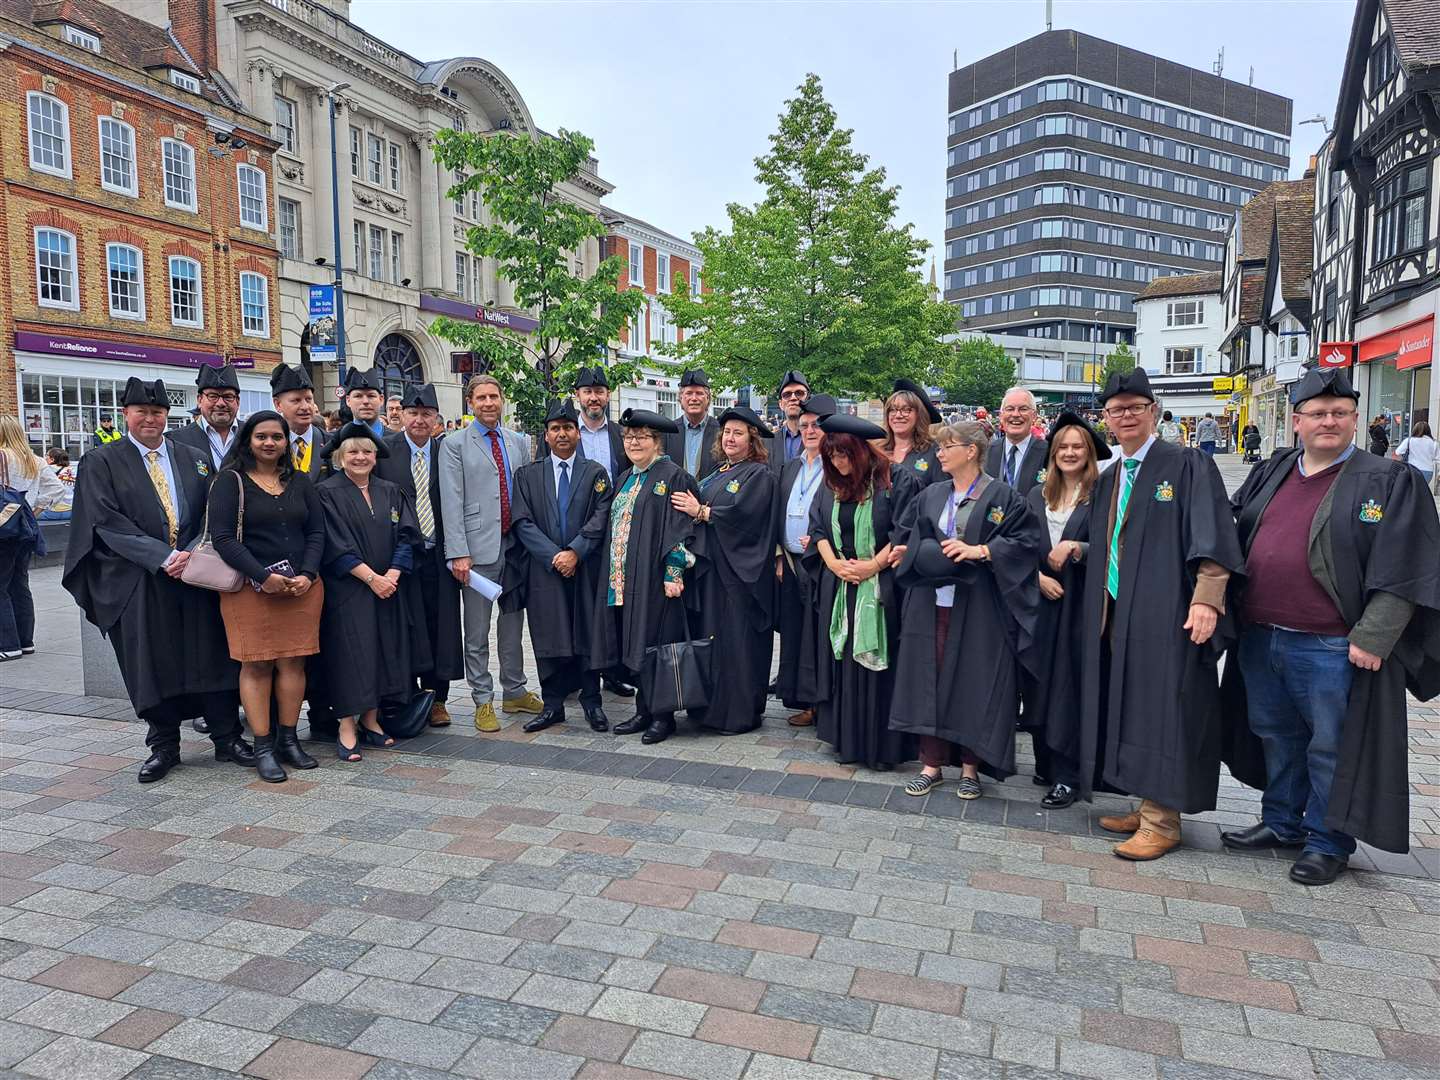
[
  {"left": 344, "top": 368, "right": 387, "bottom": 439},
  {"left": 271, "top": 363, "right": 327, "bottom": 480},
  {"left": 64, "top": 378, "right": 253, "bottom": 782},
  {"left": 377, "top": 383, "right": 463, "bottom": 726},
  {"left": 664, "top": 369, "right": 720, "bottom": 480},
  {"left": 1077, "top": 368, "right": 1243, "bottom": 861},
  {"left": 573, "top": 366, "right": 625, "bottom": 480},
  {"left": 769, "top": 370, "right": 810, "bottom": 475},
  {"left": 1223, "top": 368, "right": 1440, "bottom": 884},
  {"left": 170, "top": 363, "right": 241, "bottom": 470},
  {"left": 510, "top": 401, "right": 614, "bottom": 733}
]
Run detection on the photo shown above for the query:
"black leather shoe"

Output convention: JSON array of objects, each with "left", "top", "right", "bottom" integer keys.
[
  {"left": 602, "top": 675, "right": 636, "bottom": 698},
  {"left": 252, "top": 734, "right": 287, "bottom": 784},
  {"left": 191, "top": 717, "right": 210, "bottom": 735},
  {"left": 213, "top": 737, "right": 256, "bottom": 767},
  {"left": 1221, "top": 823, "right": 1305, "bottom": 851},
  {"left": 138, "top": 749, "right": 180, "bottom": 783},
  {"left": 640, "top": 714, "right": 675, "bottom": 745},
  {"left": 523, "top": 709, "right": 567, "bottom": 733},
  {"left": 612, "top": 714, "right": 651, "bottom": 736},
  {"left": 584, "top": 707, "right": 609, "bottom": 733},
  {"left": 275, "top": 727, "right": 317, "bottom": 770},
  {"left": 1290, "top": 851, "right": 1348, "bottom": 886},
  {"left": 1041, "top": 782, "right": 1076, "bottom": 809}
]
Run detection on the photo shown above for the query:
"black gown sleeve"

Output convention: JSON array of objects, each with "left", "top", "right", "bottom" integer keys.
[
  {"left": 298, "top": 478, "right": 325, "bottom": 579},
  {"left": 699, "top": 464, "right": 778, "bottom": 583}
]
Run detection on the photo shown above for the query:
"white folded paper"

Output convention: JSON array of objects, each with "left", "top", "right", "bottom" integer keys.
[{"left": 466, "top": 570, "right": 503, "bottom": 601}]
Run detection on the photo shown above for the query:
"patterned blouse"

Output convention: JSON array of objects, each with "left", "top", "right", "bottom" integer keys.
[{"left": 606, "top": 462, "right": 688, "bottom": 607}]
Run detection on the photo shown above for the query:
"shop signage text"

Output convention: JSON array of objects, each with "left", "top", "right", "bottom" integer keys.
[
  {"left": 1357, "top": 316, "right": 1434, "bottom": 371},
  {"left": 15, "top": 332, "right": 255, "bottom": 370},
  {"left": 418, "top": 294, "right": 541, "bottom": 334}
]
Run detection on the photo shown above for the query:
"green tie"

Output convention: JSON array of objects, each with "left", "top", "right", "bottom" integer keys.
[{"left": 1106, "top": 459, "right": 1140, "bottom": 600}]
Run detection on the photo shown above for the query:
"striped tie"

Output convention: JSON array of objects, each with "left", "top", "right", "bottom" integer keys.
[
  {"left": 1106, "top": 459, "right": 1140, "bottom": 600},
  {"left": 292, "top": 437, "right": 309, "bottom": 473},
  {"left": 412, "top": 448, "right": 435, "bottom": 541}
]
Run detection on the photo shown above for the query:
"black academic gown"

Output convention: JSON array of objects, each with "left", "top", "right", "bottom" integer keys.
[
  {"left": 774, "top": 455, "right": 824, "bottom": 709},
  {"left": 62, "top": 439, "right": 237, "bottom": 721},
  {"left": 1223, "top": 447, "right": 1440, "bottom": 853},
  {"left": 664, "top": 418, "right": 720, "bottom": 481},
  {"left": 1024, "top": 487, "right": 1095, "bottom": 783},
  {"left": 511, "top": 455, "right": 611, "bottom": 661},
  {"left": 896, "top": 446, "right": 944, "bottom": 486},
  {"left": 1077, "top": 439, "right": 1244, "bottom": 813},
  {"left": 376, "top": 433, "right": 463, "bottom": 686},
  {"left": 986, "top": 437, "right": 1050, "bottom": 495},
  {"left": 589, "top": 458, "right": 698, "bottom": 677},
  {"left": 687, "top": 460, "right": 779, "bottom": 733},
  {"left": 317, "top": 474, "right": 432, "bottom": 717},
  {"left": 167, "top": 421, "right": 228, "bottom": 470},
  {"left": 802, "top": 482, "right": 911, "bottom": 768},
  {"left": 573, "top": 421, "right": 626, "bottom": 480},
  {"left": 889, "top": 480, "right": 1044, "bottom": 777}
]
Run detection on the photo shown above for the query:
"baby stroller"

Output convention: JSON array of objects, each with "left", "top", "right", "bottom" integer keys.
[{"left": 1242, "top": 428, "right": 1262, "bottom": 463}]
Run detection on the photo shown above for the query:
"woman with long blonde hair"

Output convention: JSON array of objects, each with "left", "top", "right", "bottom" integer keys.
[{"left": 0, "top": 415, "right": 62, "bottom": 660}]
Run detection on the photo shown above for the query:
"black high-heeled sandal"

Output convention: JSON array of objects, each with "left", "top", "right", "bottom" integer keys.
[
  {"left": 358, "top": 726, "right": 396, "bottom": 748},
  {"left": 336, "top": 734, "right": 362, "bottom": 763}
]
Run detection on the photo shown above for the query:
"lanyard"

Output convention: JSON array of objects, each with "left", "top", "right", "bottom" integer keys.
[
  {"left": 944, "top": 475, "right": 982, "bottom": 538},
  {"left": 790, "top": 458, "right": 822, "bottom": 513}
]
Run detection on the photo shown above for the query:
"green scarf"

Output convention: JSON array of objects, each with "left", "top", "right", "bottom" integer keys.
[{"left": 828, "top": 489, "right": 888, "bottom": 671}]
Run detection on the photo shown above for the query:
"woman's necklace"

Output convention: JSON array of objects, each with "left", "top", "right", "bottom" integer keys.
[{"left": 251, "top": 471, "right": 283, "bottom": 496}]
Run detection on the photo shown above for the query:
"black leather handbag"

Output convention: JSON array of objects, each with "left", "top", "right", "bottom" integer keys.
[
  {"left": 379, "top": 689, "right": 435, "bottom": 740},
  {"left": 642, "top": 639, "right": 713, "bottom": 715}
]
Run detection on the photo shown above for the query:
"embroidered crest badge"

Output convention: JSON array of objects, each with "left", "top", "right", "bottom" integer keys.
[
  {"left": 196, "top": 461, "right": 210, "bottom": 477},
  {"left": 915, "top": 459, "right": 930, "bottom": 472},
  {"left": 653, "top": 480, "right": 668, "bottom": 496},
  {"left": 1359, "top": 499, "right": 1384, "bottom": 524},
  {"left": 594, "top": 478, "right": 606, "bottom": 493},
  {"left": 725, "top": 479, "right": 740, "bottom": 494},
  {"left": 1154, "top": 481, "right": 1174, "bottom": 503},
  {"left": 986, "top": 506, "right": 1005, "bottom": 525},
  {"left": 389, "top": 507, "right": 400, "bottom": 524},
  {"left": 1035, "top": 468, "right": 1047, "bottom": 484}
]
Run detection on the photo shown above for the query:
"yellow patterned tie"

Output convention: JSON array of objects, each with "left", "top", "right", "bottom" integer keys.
[
  {"left": 412, "top": 448, "right": 435, "bottom": 540},
  {"left": 146, "top": 450, "right": 178, "bottom": 546},
  {"left": 293, "top": 436, "right": 310, "bottom": 473}
]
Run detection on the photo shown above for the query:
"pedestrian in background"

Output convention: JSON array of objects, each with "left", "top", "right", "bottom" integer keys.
[
  {"left": 209, "top": 411, "right": 325, "bottom": 783},
  {"left": 1393, "top": 421, "right": 1436, "bottom": 486},
  {"left": 0, "top": 416, "right": 62, "bottom": 659},
  {"left": 1197, "top": 412, "right": 1220, "bottom": 456},
  {"left": 1158, "top": 410, "right": 1184, "bottom": 445},
  {"left": 41, "top": 447, "right": 73, "bottom": 520},
  {"left": 1368, "top": 415, "right": 1390, "bottom": 457}
]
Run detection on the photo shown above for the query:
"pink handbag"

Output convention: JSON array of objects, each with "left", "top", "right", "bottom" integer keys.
[{"left": 181, "top": 471, "right": 245, "bottom": 593}]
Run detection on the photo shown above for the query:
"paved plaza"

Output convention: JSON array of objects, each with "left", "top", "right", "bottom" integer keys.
[{"left": 0, "top": 456, "right": 1437, "bottom": 1080}]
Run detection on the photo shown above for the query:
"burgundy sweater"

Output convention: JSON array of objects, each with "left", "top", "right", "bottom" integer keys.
[{"left": 1243, "top": 462, "right": 1348, "bottom": 635}]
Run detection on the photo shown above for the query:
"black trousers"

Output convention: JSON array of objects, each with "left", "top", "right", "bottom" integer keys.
[
  {"left": 147, "top": 691, "right": 239, "bottom": 752},
  {"left": 413, "top": 555, "right": 449, "bottom": 704},
  {"left": 537, "top": 656, "right": 600, "bottom": 713}
]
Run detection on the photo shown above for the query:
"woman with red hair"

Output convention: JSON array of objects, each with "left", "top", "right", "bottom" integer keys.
[{"left": 802, "top": 414, "right": 913, "bottom": 770}]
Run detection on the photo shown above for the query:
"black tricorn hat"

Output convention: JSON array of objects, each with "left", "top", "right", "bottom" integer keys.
[
  {"left": 269, "top": 363, "right": 313, "bottom": 395},
  {"left": 544, "top": 400, "right": 580, "bottom": 425},
  {"left": 1046, "top": 410, "right": 1112, "bottom": 462},
  {"left": 572, "top": 366, "right": 610, "bottom": 390},
  {"left": 344, "top": 367, "right": 384, "bottom": 394},
  {"left": 121, "top": 377, "right": 168, "bottom": 408},
  {"left": 1291, "top": 367, "right": 1359, "bottom": 407},
  {"left": 320, "top": 421, "right": 391, "bottom": 460},
  {"left": 776, "top": 369, "right": 809, "bottom": 395},
  {"left": 620, "top": 408, "right": 680, "bottom": 434},
  {"left": 1099, "top": 368, "right": 1156, "bottom": 405},
  {"left": 801, "top": 393, "right": 837, "bottom": 419},
  {"left": 401, "top": 383, "right": 440, "bottom": 410},
  {"left": 678, "top": 369, "right": 710, "bottom": 389},
  {"left": 196, "top": 363, "right": 240, "bottom": 391},
  {"left": 820, "top": 413, "right": 886, "bottom": 441},
  {"left": 718, "top": 406, "right": 774, "bottom": 439},
  {"left": 891, "top": 378, "right": 943, "bottom": 424}
]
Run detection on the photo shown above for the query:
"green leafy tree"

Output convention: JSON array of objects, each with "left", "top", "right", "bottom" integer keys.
[
  {"left": 429, "top": 128, "right": 645, "bottom": 430},
  {"left": 1100, "top": 341, "right": 1138, "bottom": 393},
  {"left": 941, "top": 336, "right": 1016, "bottom": 412},
  {"left": 660, "top": 75, "right": 955, "bottom": 400}
]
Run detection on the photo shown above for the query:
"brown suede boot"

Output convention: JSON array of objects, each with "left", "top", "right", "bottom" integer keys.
[{"left": 1098, "top": 811, "right": 1141, "bottom": 834}]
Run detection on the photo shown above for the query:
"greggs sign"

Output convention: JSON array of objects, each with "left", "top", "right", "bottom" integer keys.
[
  {"left": 1318, "top": 341, "right": 1354, "bottom": 368},
  {"left": 1357, "top": 316, "right": 1434, "bottom": 371}
]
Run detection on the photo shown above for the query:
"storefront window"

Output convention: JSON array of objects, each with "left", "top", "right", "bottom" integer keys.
[
  {"left": 19, "top": 373, "right": 185, "bottom": 459},
  {"left": 1371, "top": 359, "right": 1415, "bottom": 448}
]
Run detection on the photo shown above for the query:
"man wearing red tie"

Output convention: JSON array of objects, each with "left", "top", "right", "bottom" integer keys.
[{"left": 438, "top": 375, "right": 543, "bottom": 732}]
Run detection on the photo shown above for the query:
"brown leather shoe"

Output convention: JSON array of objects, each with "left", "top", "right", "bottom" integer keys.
[
  {"left": 1098, "top": 811, "right": 1141, "bottom": 834},
  {"left": 429, "top": 702, "right": 451, "bottom": 727},
  {"left": 787, "top": 709, "right": 815, "bottom": 727},
  {"left": 1114, "top": 827, "right": 1180, "bottom": 861}
]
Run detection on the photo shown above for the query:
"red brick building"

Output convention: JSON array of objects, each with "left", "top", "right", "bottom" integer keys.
[{"left": 0, "top": 0, "right": 281, "bottom": 457}]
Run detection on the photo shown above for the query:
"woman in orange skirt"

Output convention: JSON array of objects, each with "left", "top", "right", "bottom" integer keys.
[{"left": 209, "top": 411, "right": 326, "bottom": 783}]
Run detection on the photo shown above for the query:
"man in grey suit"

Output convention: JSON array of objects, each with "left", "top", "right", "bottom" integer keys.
[{"left": 439, "top": 374, "right": 544, "bottom": 732}]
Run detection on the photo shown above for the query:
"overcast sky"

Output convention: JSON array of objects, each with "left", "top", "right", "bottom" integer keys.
[{"left": 355, "top": 0, "right": 1358, "bottom": 268}]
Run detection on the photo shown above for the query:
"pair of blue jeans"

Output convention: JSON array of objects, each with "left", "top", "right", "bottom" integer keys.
[{"left": 1237, "top": 625, "right": 1357, "bottom": 857}]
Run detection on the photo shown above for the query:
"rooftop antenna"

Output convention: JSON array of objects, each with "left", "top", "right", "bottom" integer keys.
[
  {"left": 1249, "top": 65, "right": 1254, "bottom": 86},
  {"left": 1045, "top": 0, "right": 1052, "bottom": 30},
  {"left": 1212, "top": 47, "right": 1224, "bottom": 78}
]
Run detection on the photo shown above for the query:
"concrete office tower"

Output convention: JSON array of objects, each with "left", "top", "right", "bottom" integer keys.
[{"left": 945, "top": 29, "right": 1293, "bottom": 352}]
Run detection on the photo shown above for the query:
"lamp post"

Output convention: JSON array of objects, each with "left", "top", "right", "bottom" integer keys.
[
  {"left": 326, "top": 82, "right": 351, "bottom": 387},
  {"left": 1090, "top": 309, "right": 1103, "bottom": 409}
]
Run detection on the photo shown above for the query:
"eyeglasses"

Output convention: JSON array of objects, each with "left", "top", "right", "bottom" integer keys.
[
  {"left": 1103, "top": 404, "right": 1153, "bottom": 419},
  {"left": 779, "top": 390, "right": 808, "bottom": 401},
  {"left": 621, "top": 432, "right": 655, "bottom": 443},
  {"left": 797, "top": 420, "right": 819, "bottom": 432},
  {"left": 999, "top": 405, "right": 1034, "bottom": 414},
  {"left": 1295, "top": 408, "right": 1357, "bottom": 422},
  {"left": 887, "top": 406, "right": 915, "bottom": 416},
  {"left": 200, "top": 392, "right": 240, "bottom": 404}
]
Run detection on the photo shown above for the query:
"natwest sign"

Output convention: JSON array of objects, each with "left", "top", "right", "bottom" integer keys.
[
  {"left": 418, "top": 294, "right": 540, "bottom": 334},
  {"left": 1317, "top": 341, "right": 1355, "bottom": 368},
  {"left": 1357, "top": 316, "right": 1434, "bottom": 371}
]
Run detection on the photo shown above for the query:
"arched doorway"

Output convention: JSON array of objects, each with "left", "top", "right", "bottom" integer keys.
[{"left": 373, "top": 333, "right": 424, "bottom": 402}]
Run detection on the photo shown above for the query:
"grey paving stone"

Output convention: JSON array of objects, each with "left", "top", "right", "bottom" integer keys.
[
  {"left": 1005, "top": 968, "right": 1122, "bottom": 1011},
  {"left": 1058, "top": 1037, "right": 1158, "bottom": 1079},
  {"left": 1243, "top": 1005, "right": 1384, "bottom": 1056},
  {"left": 0, "top": 1019, "right": 56, "bottom": 1068},
  {"left": 1157, "top": 1059, "right": 1289, "bottom": 1080},
  {"left": 10, "top": 989, "right": 133, "bottom": 1038},
  {"left": 0, "top": 976, "right": 51, "bottom": 1017},
  {"left": 624, "top": 1030, "right": 750, "bottom": 1080},
  {"left": 200, "top": 989, "right": 299, "bottom": 1032},
  {"left": 587, "top": 987, "right": 707, "bottom": 1036},
  {"left": 124, "top": 1057, "right": 236, "bottom": 1080},
  {"left": 341, "top": 977, "right": 456, "bottom": 1023},
  {"left": 873, "top": 1003, "right": 993, "bottom": 1055},
  {"left": 811, "top": 1029, "right": 940, "bottom": 1080},
  {"left": 434, "top": 993, "right": 558, "bottom": 1044},
  {"left": 282, "top": 933, "right": 372, "bottom": 970},
  {"left": 116, "top": 973, "right": 231, "bottom": 1017},
  {"left": 1055, "top": 951, "right": 1175, "bottom": 992},
  {"left": 757, "top": 984, "right": 875, "bottom": 1033},
  {"left": 62, "top": 926, "right": 168, "bottom": 964},
  {"left": 1311, "top": 1050, "right": 1438, "bottom": 1080},
  {"left": 272, "top": 1002, "right": 378, "bottom": 1048},
  {"left": 973, "top": 911, "right": 1080, "bottom": 948},
  {"left": 553, "top": 919, "right": 657, "bottom": 958},
  {"left": 936, "top": 1050, "right": 1004, "bottom": 1080},
  {"left": 348, "top": 1015, "right": 476, "bottom": 1070},
  {"left": 646, "top": 933, "right": 755, "bottom": 975},
  {"left": 362, "top": 1060, "right": 458, "bottom": 1080},
  {"left": 414, "top": 926, "right": 521, "bottom": 965},
  {"left": 14, "top": 1034, "right": 148, "bottom": 1080},
  {"left": 144, "top": 1018, "right": 274, "bottom": 1071},
  {"left": 417, "top": 957, "right": 530, "bottom": 999},
  {"left": 505, "top": 941, "right": 613, "bottom": 982},
  {"left": 1178, "top": 1029, "right": 1320, "bottom": 1080},
  {"left": 964, "top": 988, "right": 1083, "bottom": 1037},
  {"left": 291, "top": 968, "right": 367, "bottom": 1005},
  {"left": 157, "top": 884, "right": 253, "bottom": 915},
  {"left": 510, "top": 973, "right": 604, "bottom": 1016},
  {"left": 450, "top": 1034, "right": 584, "bottom": 1080},
  {"left": 753, "top": 901, "right": 856, "bottom": 937},
  {"left": 345, "top": 943, "right": 437, "bottom": 982}
]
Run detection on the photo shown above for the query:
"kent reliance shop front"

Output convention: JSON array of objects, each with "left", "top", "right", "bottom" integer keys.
[{"left": 1321, "top": 311, "right": 1435, "bottom": 448}]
